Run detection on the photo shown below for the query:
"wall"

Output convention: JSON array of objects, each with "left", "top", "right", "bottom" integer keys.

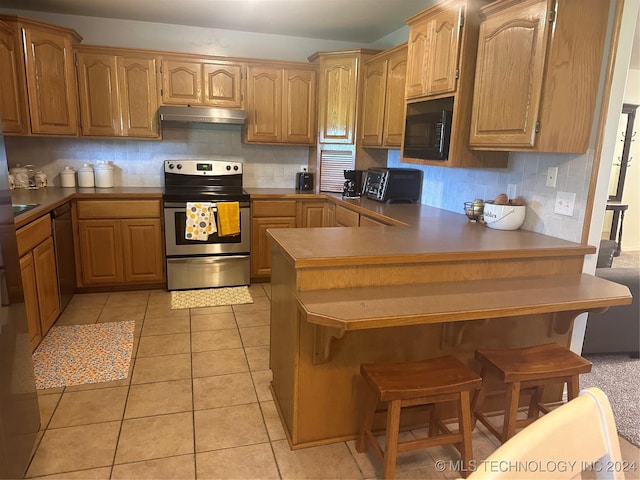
[{"left": 4, "top": 125, "right": 308, "bottom": 189}]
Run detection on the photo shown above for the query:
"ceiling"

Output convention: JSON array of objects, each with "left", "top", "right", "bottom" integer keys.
[{"left": 0, "top": 0, "right": 434, "bottom": 43}]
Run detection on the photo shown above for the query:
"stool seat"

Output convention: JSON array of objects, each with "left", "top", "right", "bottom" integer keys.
[
  {"left": 358, "top": 356, "right": 481, "bottom": 479},
  {"left": 473, "top": 343, "right": 592, "bottom": 444},
  {"left": 475, "top": 343, "right": 592, "bottom": 383},
  {"left": 362, "top": 355, "right": 483, "bottom": 401}
]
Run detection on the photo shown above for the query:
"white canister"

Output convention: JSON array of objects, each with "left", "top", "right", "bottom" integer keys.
[
  {"left": 60, "top": 166, "right": 76, "bottom": 187},
  {"left": 77, "top": 163, "right": 95, "bottom": 188},
  {"left": 94, "top": 161, "right": 114, "bottom": 188}
]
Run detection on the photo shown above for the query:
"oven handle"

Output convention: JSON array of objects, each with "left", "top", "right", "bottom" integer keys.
[
  {"left": 164, "top": 202, "right": 250, "bottom": 209},
  {"left": 167, "top": 255, "right": 249, "bottom": 264}
]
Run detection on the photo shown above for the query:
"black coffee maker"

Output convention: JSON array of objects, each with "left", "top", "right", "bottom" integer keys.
[{"left": 343, "top": 170, "right": 363, "bottom": 198}]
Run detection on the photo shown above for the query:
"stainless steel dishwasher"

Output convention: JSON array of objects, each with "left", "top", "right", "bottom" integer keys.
[{"left": 51, "top": 203, "right": 76, "bottom": 311}]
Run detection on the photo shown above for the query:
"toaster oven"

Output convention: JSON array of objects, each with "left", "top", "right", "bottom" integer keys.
[{"left": 362, "top": 168, "right": 423, "bottom": 204}]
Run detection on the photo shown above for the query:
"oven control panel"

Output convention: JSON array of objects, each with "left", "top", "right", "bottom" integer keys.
[{"left": 164, "top": 160, "right": 243, "bottom": 175}]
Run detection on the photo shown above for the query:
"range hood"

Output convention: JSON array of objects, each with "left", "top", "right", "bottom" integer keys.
[{"left": 158, "top": 105, "right": 247, "bottom": 125}]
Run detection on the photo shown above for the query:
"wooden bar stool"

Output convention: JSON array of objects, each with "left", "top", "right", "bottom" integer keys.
[
  {"left": 356, "top": 356, "right": 482, "bottom": 479},
  {"left": 472, "top": 343, "right": 592, "bottom": 444}
]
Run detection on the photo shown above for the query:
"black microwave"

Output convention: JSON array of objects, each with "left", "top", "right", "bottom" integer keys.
[{"left": 403, "top": 96, "right": 454, "bottom": 161}]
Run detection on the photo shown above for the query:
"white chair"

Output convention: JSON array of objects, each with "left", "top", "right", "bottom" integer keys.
[{"left": 462, "top": 387, "right": 624, "bottom": 479}]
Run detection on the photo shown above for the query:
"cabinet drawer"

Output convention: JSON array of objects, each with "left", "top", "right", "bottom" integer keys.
[
  {"left": 76, "top": 200, "right": 160, "bottom": 219},
  {"left": 16, "top": 214, "right": 51, "bottom": 257},
  {"left": 335, "top": 205, "right": 359, "bottom": 227},
  {"left": 252, "top": 200, "right": 297, "bottom": 218}
]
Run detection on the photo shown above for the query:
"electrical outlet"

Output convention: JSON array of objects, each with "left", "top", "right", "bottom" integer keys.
[
  {"left": 546, "top": 167, "right": 558, "bottom": 188},
  {"left": 300, "top": 165, "right": 307, "bottom": 172},
  {"left": 507, "top": 184, "right": 517, "bottom": 199},
  {"left": 554, "top": 191, "right": 576, "bottom": 216}
]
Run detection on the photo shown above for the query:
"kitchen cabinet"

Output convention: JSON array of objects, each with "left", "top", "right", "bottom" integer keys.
[
  {"left": 16, "top": 214, "right": 60, "bottom": 349},
  {"left": 360, "top": 44, "right": 408, "bottom": 148},
  {"left": 296, "top": 200, "right": 327, "bottom": 228},
  {"left": 250, "top": 199, "right": 297, "bottom": 279},
  {"left": 75, "top": 200, "right": 164, "bottom": 287},
  {"left": 76, "top": 47, "right": 161, "bottom": 138},
  {"left": 0, "top": 21, "right": 29, "bottom": 135},
  {"left": 0, "top": 16, "right": 81, "bottom": 136},
  {"left": 401, "top": 0, "right": 508, "bottom": 169},
  {"left": 406, "top": 0, "right": 462, "bottom": 100},
  {"left": 312, "top": 50, "right": 379, "bottom": 145},
  {"left": 335, "top": 205, "right": 360, "bottom": 227},
  {"left": 160, "top": 55, "right": 244, "bottom": 108},
  {"left": 359, "top": 215, "right": 389, "bottom": 227},
  {"left": 245, "top": 64, "right": 316, "bottom": 145},
  {"left": 468, "top": 0, "right": 608, "bottom": 153}
]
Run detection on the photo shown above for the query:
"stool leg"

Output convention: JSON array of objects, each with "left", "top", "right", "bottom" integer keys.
[
  {"left": 567, "top": 376, "right": 580, "bottom": 401},
  {"left": 428, "top": 404, "right": 439, "bottom": 437},
  {"left": 527, "top": 386, "right": 544, "bottom": 420},
  {"left": 357, "top": 387, "right": 379, "bottom": 453},
  {"left": 383, "top": 400, "right": 402, "bottom": 480},
  {"left": 502, "top": 381, "right": 521, "bottom": 442},
  {"left": 457, "top": 390, "right": 474, "bottom": 479},
  {"left": 471, "top": 366, "right": 488, "bottom": 427}
]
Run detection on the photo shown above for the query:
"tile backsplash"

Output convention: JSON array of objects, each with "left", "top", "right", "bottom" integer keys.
[
  {"left": 4, "top": 124, "right": 309, "bottom": 190},
  {"left": 5, "top": 124, "right": 592, "bottom": 243}
]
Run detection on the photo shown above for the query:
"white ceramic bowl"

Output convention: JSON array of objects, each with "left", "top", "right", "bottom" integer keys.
[{"left": 483, "top": 203, "right": 526, "bottom": 230}]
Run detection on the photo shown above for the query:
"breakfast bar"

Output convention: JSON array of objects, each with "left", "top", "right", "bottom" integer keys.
[{"left": 266, "top": 206, "right": 632, "bottom": 449}]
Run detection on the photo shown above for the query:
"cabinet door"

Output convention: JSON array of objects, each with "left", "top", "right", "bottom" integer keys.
[
  {"left": 33, "top": 237, "right": 60, "bottom": 335},
  {"left": 119, "top": 56, "right": 160, "bottom": 138},
  {"left": 246, "top": 66, "right": 282, "bottom": 143},
  {"left": 469, "top": 0, "right": 548, "bottom": 148},
  {"left": 298, "top": 202, "right": 326, "bottom": 228},
  {"left": 0, "top": 22, "right": 28, "bottom": 134},
  {"left": 335, "top": 205, "right": 359, "bottom": 227},
  {"left": 22, "top": 27, "right": 78, "bottom": 135},
  {"left": 78, "top": 219, "right": 124, "bottom": 286},
  {"left": 161, "top": 59, "right": 203, "bottom": 105},
  {"left": 121, "top": 219, "right": 164, "bottom": 283},
  {"left": 359, "top": 215, "right": 387, "bottom": 227},
  {"left": 360, "top": 58, "right": 387, "bottom": 147},
  {"left": 203, "top": 63, "right": 243, "bottom": 108},
  {"left": 283, "top": 69, "right": 316, "bottom": 144},
  {"left": 250, "top": 217, "right": 296, "bottom": 277},
  {"left": 318, "top": 56, "right": 357, "bottom": 144},
  {"left": 77, "top": 53, "right": 121, "bottom": 136},
  {"left": 425, "top": 4, "right": 462, "bottom": 96},
  {"left": 383, "top": 48, "right": 408, "bottom": 147},
  {"left": 324, "top": 203, "right": 336, "bottom": 227},
  {"left": 405, "top": 15, "right": 430, "bottom": 99},
  {"left": 19, "top": 253, "right": 41, "bottom": 351}
]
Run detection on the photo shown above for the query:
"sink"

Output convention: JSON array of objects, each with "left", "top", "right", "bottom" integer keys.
[{"left": 12, "top": 203, "right": 39, "bottom": 216}]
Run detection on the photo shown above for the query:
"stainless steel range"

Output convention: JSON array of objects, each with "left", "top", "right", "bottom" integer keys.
[{"left": 163, "top": 159, "right": 250, "bottom": 291}]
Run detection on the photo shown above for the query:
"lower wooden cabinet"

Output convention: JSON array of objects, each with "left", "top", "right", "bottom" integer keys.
[
  {"left": 75, "top": 200, "right": 164, "bottom": 287},
  {"left": 17, "top": 215, "right": 60, "bottom": 350},
  {"left": 251, "top": 199, "right": 297, "bottom": 279},
  {"left": 335, "top": 205, "right": 360, "bottom": 227},
  {"left": 297, "top": 201, "right": 326, "bottom": 228}
]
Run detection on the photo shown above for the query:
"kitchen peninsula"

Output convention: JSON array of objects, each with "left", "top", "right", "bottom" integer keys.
[{"left": 266, "top": 205, "right": 632, "bottom": 449}]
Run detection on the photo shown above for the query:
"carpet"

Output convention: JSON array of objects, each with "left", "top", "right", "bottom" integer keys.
[
  {"left": 32, "top": 321, "right": 135, "bottom": 390},
  {"left": 171, "top": 286, "right": 253, "bottom": 309},
  {"left": 581, "top": 354, "right": 640, "bottom": 446}
]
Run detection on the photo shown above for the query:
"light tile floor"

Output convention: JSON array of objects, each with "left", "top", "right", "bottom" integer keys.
[{"left": 26, "top": 284, "right": 640, "bottom": 479}]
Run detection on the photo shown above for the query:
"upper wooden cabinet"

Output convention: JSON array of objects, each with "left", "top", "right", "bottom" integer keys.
[
  {"left": 402, "top": 0, "right": 508, "bottom": 169},
  {"left": 360, "top": 44, "right": 408, "bottom": 148},
  {"left": 76, "top": 46, "right": 160, "bottom": 138},
  {"left": 311, "top": 50, "right": 379, "bottom": 145},
  {"left": 245, "top": 63, "right": 316, "bottom": 145},
  {"left": 468, "top": 0, "right": 609, "bottom": 153},
  {"left": 0, "top": 21, "right": 29, "bottom": 134},
  {"left": 160, "top": 55, "right": 244, "bottom": 108},
  {"left": 0, "top": 15, "right": 81, "bottom": 136},
  {"left": 406, "top": 0, "right": 463, "bottom": 100}
]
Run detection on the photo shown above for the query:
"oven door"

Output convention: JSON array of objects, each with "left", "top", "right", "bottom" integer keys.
[{"left": 164, "top": 202, "right": 250, "bottom": 256}]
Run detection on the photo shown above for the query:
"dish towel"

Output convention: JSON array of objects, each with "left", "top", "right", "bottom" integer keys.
[
  {"left": 216, "top": 202, "right": 240, "bottom": 236},
  {"left": 186, "top": 202, "right": 217, "bottom": 240}
]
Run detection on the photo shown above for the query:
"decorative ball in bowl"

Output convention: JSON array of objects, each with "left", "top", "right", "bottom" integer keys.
[
  {"left": 483, "top": 202, "right": 526, "bottom": 230},
  {"left": 464, "top": 199, "right": 484, "bottom": 222}
]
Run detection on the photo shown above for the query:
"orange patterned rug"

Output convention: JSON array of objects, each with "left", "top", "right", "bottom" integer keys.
[{"left": 32, "top": 321, "right": 135, "bottom": 390}]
